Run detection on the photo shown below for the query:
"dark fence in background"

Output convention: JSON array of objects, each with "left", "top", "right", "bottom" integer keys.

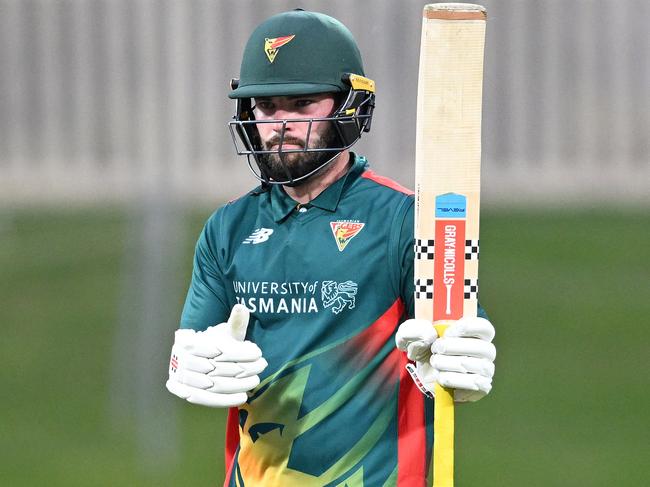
[{"left": 1, "top": 0, "right": 648, "bottom": 204}]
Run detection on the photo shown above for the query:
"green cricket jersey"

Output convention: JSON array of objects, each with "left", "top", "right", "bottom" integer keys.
[{"left": 181, "top": 154, "right": 435, "bottom": 486}]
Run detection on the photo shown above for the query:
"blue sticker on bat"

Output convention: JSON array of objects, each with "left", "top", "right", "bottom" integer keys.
[{"left": 435, "top": 193, "right": 467, "bottom": 218}]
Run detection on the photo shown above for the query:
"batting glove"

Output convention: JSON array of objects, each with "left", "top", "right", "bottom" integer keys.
[
  {"left": 395, "top": 316, "right": 496, "bottom": 402},
  {"left": 166, "top": 304, "right": 268, "bottom": 408}
]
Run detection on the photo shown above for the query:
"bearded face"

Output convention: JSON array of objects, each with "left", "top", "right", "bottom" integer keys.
[{"left": 255, "top": 121, "right": 340, "bottom": 185}]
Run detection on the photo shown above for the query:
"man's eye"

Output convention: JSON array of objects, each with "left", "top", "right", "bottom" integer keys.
[
  {"left": 295, "top": 99, "right": 314, "bottom": 108},
  {"left": 256, "top": 101, "right": 273, "bottom": 111}
]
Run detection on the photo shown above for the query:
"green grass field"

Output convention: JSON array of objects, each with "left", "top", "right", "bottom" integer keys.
[{"left": 1, "top": 207, "right": 648, "bottom": 486}]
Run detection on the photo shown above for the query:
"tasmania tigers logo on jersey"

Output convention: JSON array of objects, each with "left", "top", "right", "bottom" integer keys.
[
  {"left": 264, "top": 35, "right": 295, "bottom": 63},
  {"left": 330, "top": 220, "right": 365, "bottom": 252}
]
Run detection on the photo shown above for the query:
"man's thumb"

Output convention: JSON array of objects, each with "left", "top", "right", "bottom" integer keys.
[{"left": 228, "top": 304, "right": 250, "bottom": 341}]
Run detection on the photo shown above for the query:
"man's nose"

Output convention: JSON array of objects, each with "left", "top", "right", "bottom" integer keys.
[{"left": 269, "top": 110, "right": 294, "bottom": 133}]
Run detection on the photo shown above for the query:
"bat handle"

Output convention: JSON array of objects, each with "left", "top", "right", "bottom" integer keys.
[
  {"left": 433, "top": 323, "right": 455, "bottom": 487},
  {"left": 433, "top": 323, "right": 449, "bottom": 339}
]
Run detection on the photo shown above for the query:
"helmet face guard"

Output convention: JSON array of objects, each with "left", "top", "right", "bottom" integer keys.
[{"left": 228, "top": 74, "right": 375, "bottom": 186}]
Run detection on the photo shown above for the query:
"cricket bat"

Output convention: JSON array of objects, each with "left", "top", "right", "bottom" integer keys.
[{"left": 413, "top": 4, "right": 487, "bottom": 486}]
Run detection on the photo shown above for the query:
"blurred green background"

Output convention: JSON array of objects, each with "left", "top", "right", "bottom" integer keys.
[
  {"left": 2, "top": 0, "right": 649, "bottom": 485},
  {"left": 1, "top": 206, "right": 648, "bottom": 486}
]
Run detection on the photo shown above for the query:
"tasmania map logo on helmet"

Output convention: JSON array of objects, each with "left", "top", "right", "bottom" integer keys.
[{"left": 264, "top": 35, "right": 295, "bottom": 63}]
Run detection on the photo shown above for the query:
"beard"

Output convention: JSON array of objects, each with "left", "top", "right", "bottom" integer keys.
[{"left": 255, "top": 123, "right": 340, "bottom": 185}]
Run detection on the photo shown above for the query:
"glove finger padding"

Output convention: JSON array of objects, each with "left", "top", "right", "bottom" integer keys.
[
  {"left": 431, "top": 337, "right": 496, "bottom": 362},
  {"left": 407, "top": 340, "right": 435, "bottom": 362},
  {"left": 174, "top": 329, "right": 223, "bottom": 359},
  {"left": 453, "top": 386, "right": 490, "bottom": 403},
  {"left": 175, "top": 369, "right": 215, "bottom": 390},
  {"left": 416, "top": 363, "right": 492, "bottom": 403},
  {"left": 186, "top": 389, "right": 249, "bottom": 408},
  {"left": 443, "top": 316, "right": 495, "bottom": 341},
  {"left": 166, "top": 380, "right": 248, "bottom": 408},
  {"left": 208, "top": 357, "right": 268, "bottom": 378},
  {"left": 172, "top": 367, "right": 261, "bottom": 394},
  {"left": 207, "top": 374, "right": 260, "bottom": 394},
  {"left": 436, "top": 372, "right": 492, "bottom": 399},
  {"left": 180, "top": 354, "right": 218, "bottom": 374},
  {"left": 395, "top": 319, "right": 438, "bottom": 362},
  {"left": 212, "top": 340, "right": 264, "bottom": 362},
  {"left": 430, "top": 354, "right": 495, "bottom": 377},
  {"left": 166, "top": 378, "right": 193, "bottom": 399}
]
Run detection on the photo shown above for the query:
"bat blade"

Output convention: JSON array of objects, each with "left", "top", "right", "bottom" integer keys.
[{"left": 413, "top": 3, "right": 486, "bottom": 486}]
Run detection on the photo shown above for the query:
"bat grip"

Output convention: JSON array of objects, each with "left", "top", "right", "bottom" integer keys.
[
  {"left": 433, "top": 323, "right": 449, "bottom": 337},
  {"left": 433, "top": 323, "right": 455, "bottom": 487}
]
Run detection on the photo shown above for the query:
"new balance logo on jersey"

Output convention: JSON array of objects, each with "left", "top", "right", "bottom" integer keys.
[{"left": 243, "top": 228, "right": 274, "bottom": 244}]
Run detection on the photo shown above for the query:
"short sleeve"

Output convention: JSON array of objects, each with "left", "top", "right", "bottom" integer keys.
[
  {"left": 179, "top": 213, "right": 230, "bottom": 330},
  {"left": 398, "top": 198, "right": 416, "bottom": 318}
]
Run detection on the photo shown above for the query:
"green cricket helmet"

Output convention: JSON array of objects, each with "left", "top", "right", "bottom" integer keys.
[{"left": 228, "top": 9, "right": 375, "bottom": 186}]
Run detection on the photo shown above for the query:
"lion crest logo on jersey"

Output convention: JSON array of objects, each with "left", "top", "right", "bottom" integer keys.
[
  {"left": 321, "top": 280, "right": 357, "bottom": 314},
  {"left": 264, "top": 35, "right": 295, "bottom": 63},
  {"left": 329, "top": 221, "right": 365, "bottom": 251}
]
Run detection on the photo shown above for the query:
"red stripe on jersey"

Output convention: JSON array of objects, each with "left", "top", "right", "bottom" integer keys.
[
  {"left": 223, "top": 407, "right": 240, "bottom": 486},
  {"left": 347, "top": 298, "right": 405, "bottom": 362},
  {"left": 361, "top": 170, "right": 414, "bottom": 195},
  {"left": 346, "top": 298, "right": 426, "bottom": 483},
  {"left": 397, "top": 353, "right": 427, "bottom": 485}
]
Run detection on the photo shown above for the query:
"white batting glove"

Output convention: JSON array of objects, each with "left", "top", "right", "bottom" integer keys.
[
  {"left": 395, "top": 316, "right": 496, "bottom": 403},
  {"left": 166, "top": 304, "right": 268, "bottom": 408}
]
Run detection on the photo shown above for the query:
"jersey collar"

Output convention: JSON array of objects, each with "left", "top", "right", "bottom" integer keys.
[{"left": 269, "top": 153, "right": 368, "bottom": 222}]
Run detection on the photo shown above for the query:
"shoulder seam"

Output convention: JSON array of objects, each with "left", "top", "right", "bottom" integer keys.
[{"left": 360, "top": 170, "right": 414, "bottom": 195}]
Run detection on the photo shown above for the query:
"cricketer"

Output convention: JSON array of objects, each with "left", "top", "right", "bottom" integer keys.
[{"left": 166, "top": 9, "right": 496, "bottom": 486}]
